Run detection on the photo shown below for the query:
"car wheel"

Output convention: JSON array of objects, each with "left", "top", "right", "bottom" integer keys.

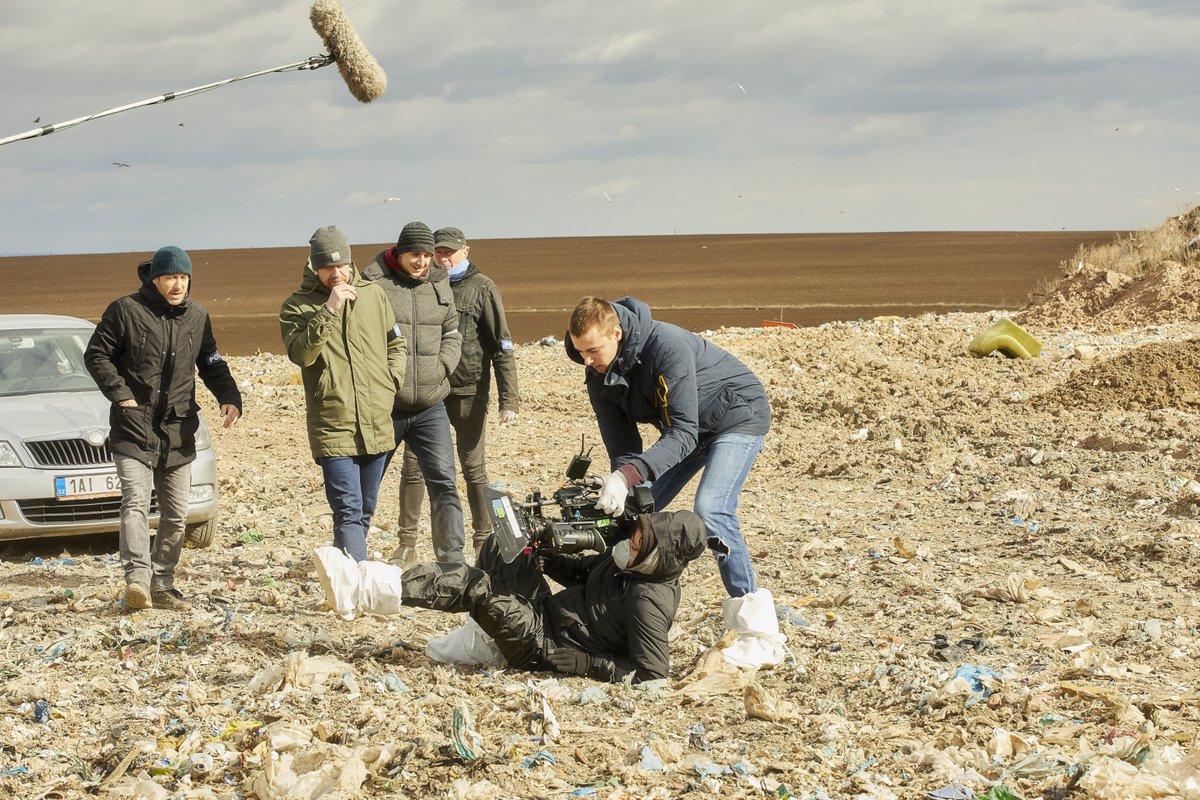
[{"left": 184, "top": 516, "right": 217, "bottom": 549}]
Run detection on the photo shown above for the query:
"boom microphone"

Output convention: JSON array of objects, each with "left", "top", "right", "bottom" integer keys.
[
  {"left": 0, "top": 0, "right": 387, "bottom": 147},
  {"left": 310, "top": 0, "right": 388, "bottom": 104}
]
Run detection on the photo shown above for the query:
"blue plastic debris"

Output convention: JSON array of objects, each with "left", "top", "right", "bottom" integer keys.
[
  {"left": 577, "top": 686, "right": 607, "bottom": 705},
  {"left": 633, "top": 678, "right": 671, "bottom": 698},
  {"left": 687, "top": 722, "right": 710, "bottom": 751},
  {"left": 30, "top": 557, "right": 78, "bottom": 567},
  {"left": 520, "top": 750, "right": 557, "bottom": 769},
  {"left": 381, "top": 673, "right": 410, "bottom": 693},
  {"left": 776, "top": 605, "right": 811, "bottom": 627},
  {"left": 730, "top": 759, "right": 756, "bottom": 776},
  {"left": 0, "top": 766, "right": 30, "bottom": 777},
  {"left": 639, "top": 746, "right": 664, "bottom": 772},
  {"left": 951, "top": 664, "right": 1001, "bottom": 706},
  {"left": 926, "top": 784, "right": 976, "bottom": 800},
  {"left": 33, "top": 699, "right": 50, "bottom": 723},
  {"left": 693, "top": 761, "right": 729, "bottom": 778}
]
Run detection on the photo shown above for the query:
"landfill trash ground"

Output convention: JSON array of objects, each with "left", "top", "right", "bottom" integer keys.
[{"left": 2, "top": 256, "right": 1200, "bottom": 799}]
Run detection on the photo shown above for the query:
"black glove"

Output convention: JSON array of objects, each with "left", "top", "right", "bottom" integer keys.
[{"left": 546, "top": 646, "right": 592, "bottom": 676}]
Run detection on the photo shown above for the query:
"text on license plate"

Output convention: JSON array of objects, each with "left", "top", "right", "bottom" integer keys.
[{"left": 55, "top": 473, "right": 122, "bottom": 500}]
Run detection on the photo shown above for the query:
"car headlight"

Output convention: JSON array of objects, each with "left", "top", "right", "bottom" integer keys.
[
  {"left": 189, "top": 484, "right": 216, "bottom": 504},
  {"left": 0, "top": 441, "right": 21, "bottom": 467},
  {"left": 195, "top": 418, "right": 213, "bottom": 451}
]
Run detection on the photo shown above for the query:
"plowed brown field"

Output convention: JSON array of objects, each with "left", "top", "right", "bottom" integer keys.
[{"left": 0, "top": 231, "right": 1119, "bottom": 354}]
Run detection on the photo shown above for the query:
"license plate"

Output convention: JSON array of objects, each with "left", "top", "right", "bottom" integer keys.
[{"left": 55, "top": 473, "right": 122, "bottom": 500}]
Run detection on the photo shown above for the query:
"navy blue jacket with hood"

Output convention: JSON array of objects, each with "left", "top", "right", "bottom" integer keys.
[{"left": 565, "top": 297, "right": 770, "bottom": 483}]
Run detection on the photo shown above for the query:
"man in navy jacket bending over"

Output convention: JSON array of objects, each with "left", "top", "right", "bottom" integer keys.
[{"left": 565, "top": 296, "right": 771, "bottom": 598}]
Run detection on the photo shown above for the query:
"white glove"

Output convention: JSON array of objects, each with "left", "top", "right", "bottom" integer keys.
[
  {"left": 497, "top": 409, "right": 518, "bottom": 426},
  {"left": 595, "top": 470, "right": 629, "bottom": 515}
]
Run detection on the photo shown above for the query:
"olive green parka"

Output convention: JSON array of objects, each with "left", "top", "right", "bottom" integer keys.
[{"left": 279, "top": 262, "right": 406, "bottom": 460}]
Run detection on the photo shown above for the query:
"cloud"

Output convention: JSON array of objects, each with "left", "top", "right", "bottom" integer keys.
[{"left": 2, "top": 0, "right": 1200, "bottom": 253}]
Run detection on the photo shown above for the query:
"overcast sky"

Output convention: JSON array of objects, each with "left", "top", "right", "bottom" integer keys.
[{"left": 1, "top": 0, "right": 1198, "bottom": 255}]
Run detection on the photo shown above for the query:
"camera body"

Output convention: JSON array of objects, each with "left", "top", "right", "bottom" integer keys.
[{"left": 485, "top": 450, "right": 654, "bottom": 564}]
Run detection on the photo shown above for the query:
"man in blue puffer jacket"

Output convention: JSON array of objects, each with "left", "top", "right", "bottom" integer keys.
[{"left": 564, "top": 296, "right": 770, "bottom": 597}]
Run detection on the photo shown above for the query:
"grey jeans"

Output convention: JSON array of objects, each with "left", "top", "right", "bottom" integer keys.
[{"left": 115, "top": 455, "right": 191, "bottom": 591}]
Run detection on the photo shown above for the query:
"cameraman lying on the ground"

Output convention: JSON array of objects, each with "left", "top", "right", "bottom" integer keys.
[{"left": 400, "top": 509, "right": 706, "bottom": 683}]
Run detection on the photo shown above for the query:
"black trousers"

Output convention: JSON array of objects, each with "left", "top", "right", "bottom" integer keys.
[{"left": 401, "top": 537, "right": 553, "bottom": 669}]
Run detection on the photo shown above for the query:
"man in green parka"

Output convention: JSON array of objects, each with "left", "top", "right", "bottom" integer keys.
[{"left": 280, "top": 226, "right": 406, "bottom": 561}]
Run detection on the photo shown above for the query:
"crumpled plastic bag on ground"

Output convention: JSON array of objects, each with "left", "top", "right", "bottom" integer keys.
[
  {"left": 250, "top": 651, "right": 354, "bottom": 695},
  {"left": 674, "top": 630, "right": 757, "bottom": 700},
  {"left": 720, "top": 587, "right": 787, "bottom": 669},
  {"left": 744, "top": 681, "right": 800, "bottom": 721},
  {"left": 313, "top": 546, "right": 403, "bottom": 618},
  {"left": 1079, "top": 745, "right": 1200, "bottom": 799},
  {"left": 426, "top": 616, "right": 506, "bottom": 667},
  {"left": 250, "top": 744, "right": 368, "bottom": 800}
]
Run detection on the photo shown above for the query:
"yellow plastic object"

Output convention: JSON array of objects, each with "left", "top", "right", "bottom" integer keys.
[{"left": 967, "top": 318, "right": 1042, "bottom": 359}]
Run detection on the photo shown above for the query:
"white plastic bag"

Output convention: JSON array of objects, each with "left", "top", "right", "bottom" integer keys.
[
  {"left": 426, "top": 616, "right": 506, "bottom": 667},
  {"left": 720, "top": 587, "right": 787, "bottom": 669},
  {"left": 313, "top": 546, "right": 359, "bottom": 618},
  {"left": 356, "top": 560, "right": 403, "bottom": 616}
]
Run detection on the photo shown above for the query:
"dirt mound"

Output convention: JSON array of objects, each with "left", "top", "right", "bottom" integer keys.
[
  {"left": 1033, "top": 339, "right": 1200, "bottom": 411},
  {"left": 1018, "top": 260, "right": 1200, "bottom": 333}
]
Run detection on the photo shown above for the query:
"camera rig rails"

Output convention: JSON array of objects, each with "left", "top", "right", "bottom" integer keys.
[{"left": 485, "top": 443, "right": 653, "bottom": 565}]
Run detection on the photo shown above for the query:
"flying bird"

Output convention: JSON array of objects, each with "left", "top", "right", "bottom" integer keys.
[
  {"left": 383, "top": 197, "right": 402, "bottom": 203},
  {"left": 736, "top": 83, "right": 747, "bottom": 95},
  {"left": 113, "top": 162, "right": 130, "bottom": 167},
  {"left": 33, "top": 116, "right": 40, "bottom": 124},
  {"left": 602, "top": 190, "right": 615, "bottom": 203}
]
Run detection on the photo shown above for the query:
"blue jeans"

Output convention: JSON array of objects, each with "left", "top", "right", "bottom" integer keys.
[
  {"left": 392, "top": 402, "right": 466, "bottom": 562},
  {"left": 319, "top": 452, "right": 389, "bottom": 562},
  {"left": 648, "top": 433, "right": 764, "bottom": 597},
  {"left": 399, "top": 392, "right": 492, "bottom": 541}
]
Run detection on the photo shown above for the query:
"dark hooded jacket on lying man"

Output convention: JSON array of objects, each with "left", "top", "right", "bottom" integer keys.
[{"left": 401, "top": 509, "right": 707, "bottom": 683}]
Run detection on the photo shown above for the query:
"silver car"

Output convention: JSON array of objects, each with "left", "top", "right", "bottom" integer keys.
[{"left": 0, "top": 314, "right": 219, "bottom": 546}]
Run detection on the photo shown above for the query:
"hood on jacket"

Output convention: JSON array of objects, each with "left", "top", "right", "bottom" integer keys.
[
  {"left": 564, "top": 296, "right": 653, "bottom": 382},
  {"left": 377, "top": 247, "right": 450, "bottom": 286},
  {"left": 631, "top": 510, "right": 706, "bottom": 583},
  {"left": 137, "top": 279, "right": 190, "bottom": 315}
]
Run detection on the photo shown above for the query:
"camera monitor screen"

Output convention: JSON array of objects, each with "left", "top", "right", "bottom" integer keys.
[{"left": 485, "top": 487, "right": 529, "bottom": 563}]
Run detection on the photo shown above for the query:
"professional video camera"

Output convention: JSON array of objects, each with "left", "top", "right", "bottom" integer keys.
[{"left": 485, "top": 440, "right": 654, "bottom": 565}]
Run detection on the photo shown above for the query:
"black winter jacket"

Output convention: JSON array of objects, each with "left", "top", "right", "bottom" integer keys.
[
  {"left": 85, "top": 283, "right": 242, "bottom": 469},
  {"left": 564, "top": 297, "right": 770, "bottom": 482},
  {"left": 447, "top": 262, "right": 520, "bottom": 413},
  {"left": 540, "top": 510, "right": 707, "bottom": 683}
]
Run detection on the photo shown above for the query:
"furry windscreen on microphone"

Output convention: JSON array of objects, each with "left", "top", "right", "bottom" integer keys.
[{"left": 310, "top": 0, "right": 388, "bottom": 103}]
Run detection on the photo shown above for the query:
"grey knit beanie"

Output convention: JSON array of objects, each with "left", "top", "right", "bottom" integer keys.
[
  {"left": 395, "top": 221, "right": 434, "bottom": 254},
  {"left": 309, "top": 225, "right": 352, "bottom": 270},
  {"left": 150, "top": 246, "right": 192, "bottom": 278}
]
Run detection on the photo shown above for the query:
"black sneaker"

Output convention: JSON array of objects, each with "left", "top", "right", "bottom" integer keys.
[{"left": 151, "top": 587, "right": 193, "bottom": 611}]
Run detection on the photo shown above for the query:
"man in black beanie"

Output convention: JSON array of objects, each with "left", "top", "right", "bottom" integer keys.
[
  {"left": 361, "top": 222, "right": 466, "bottom": 564},
  {"left": 396, "top": 225, "right": 521, "bottom": 560},
  {"left": 85, "top": 245, "right": 243, "bottom": 612}
]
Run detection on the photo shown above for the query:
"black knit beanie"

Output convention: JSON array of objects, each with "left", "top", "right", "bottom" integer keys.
[{"left": 395, "top": 221, "right": 434, "bottom": 254}]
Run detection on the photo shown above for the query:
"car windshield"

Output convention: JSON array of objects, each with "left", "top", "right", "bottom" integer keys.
[{"left": 0, "top": 328, "right": 97, "bottom": 397}]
